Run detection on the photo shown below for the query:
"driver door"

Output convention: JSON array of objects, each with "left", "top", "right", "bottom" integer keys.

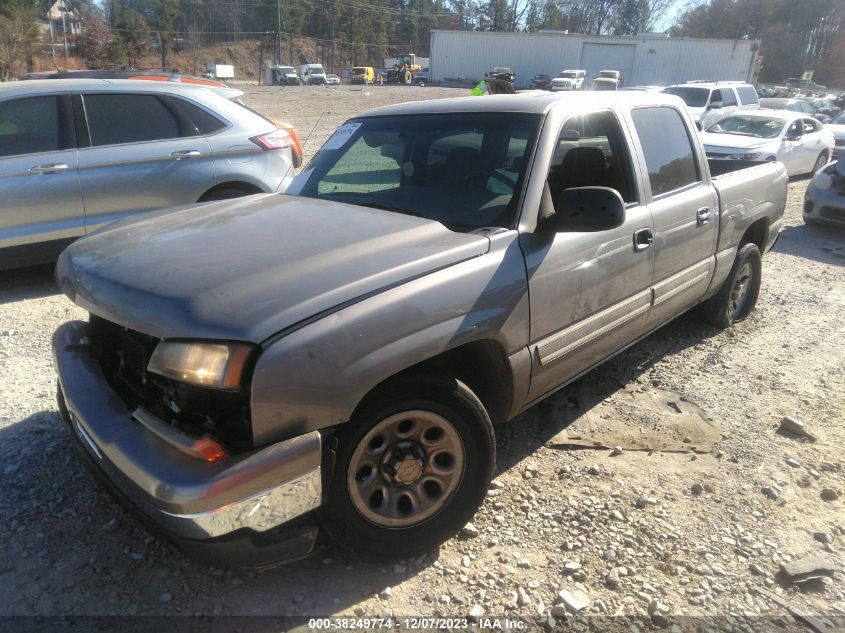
[
  {"left": 520, "top": 110, "right": 655, "bottom": 400},
  {"left": 781, "top": 120, "right": 805, "bottom": 174}
]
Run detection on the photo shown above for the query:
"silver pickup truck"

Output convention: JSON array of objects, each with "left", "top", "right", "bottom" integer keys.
[{"left": 53, "top": 92, "right": 787, "bottom": 567}]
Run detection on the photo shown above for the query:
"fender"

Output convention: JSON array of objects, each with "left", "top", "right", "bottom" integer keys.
[{"left": 249, "top": 232, "right": 530, "bottom": 446}]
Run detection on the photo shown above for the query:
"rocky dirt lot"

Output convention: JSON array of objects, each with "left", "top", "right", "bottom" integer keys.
[{"left": 0, "top": 85, "right": 843, "bottom": 632}]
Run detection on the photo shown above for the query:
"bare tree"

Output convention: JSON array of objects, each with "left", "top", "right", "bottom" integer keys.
[{"left": 0, "top": 0, "right": 39, "bottom": 81}]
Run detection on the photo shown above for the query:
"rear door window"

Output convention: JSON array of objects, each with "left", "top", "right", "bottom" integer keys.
[
  {"left": 736, "top": 86, "right": 759, "bottom": 106},
  {"left": 0, "top": 96, "right": 62, "bottom": 157},
  {"left": 722, "top": 89, "right": 738, "bottom": 107},
  {"left": 631, "top": 107, "right": 700, "bottom": 197},
  {"left": 83, "top": 93, "right": 182, "bottom": 146}
]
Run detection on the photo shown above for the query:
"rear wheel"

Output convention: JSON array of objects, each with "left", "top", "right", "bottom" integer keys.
[
  {"left": 700, "top": 242, "right": 762, "bottom": 329},
  {"left": 320, "top": 376, "right": 494, "bottom": 559},
  {"left": 402, "top": 70, "right": 412, "bottom": 85}
]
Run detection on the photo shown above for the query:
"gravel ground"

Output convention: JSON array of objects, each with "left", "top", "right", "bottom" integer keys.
[{"left": 0, "top": 85, "right": 843, "bottom": 630}]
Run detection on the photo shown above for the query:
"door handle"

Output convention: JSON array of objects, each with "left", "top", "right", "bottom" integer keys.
[
  {"left": 29, "top": 163, "right": 69, "bottom": 174},
  {"left": 633, "top": 228, "right": 653, "bottom": 251},
  {"left": 696, "top": 207, "right": 711, "bottom": 226},
  {"left": 170, "top": 150, "right": 201, "bottom": 159}
]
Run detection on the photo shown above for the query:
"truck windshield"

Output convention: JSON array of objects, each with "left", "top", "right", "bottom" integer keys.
[
  {"left": 352, "top": 68, "right": 365, "bottom": 74},
  {"left": 706, "top": 115, "right": 785, "bottom": 139},
  {"left": 287, "top": 113, "right": 540, "bottom": 232},
  {"left": 663, "top": 87, "right": 710, "bottom": 107},
  {"left": 559, "top": 72, "right": 577, "bottom": 79}
]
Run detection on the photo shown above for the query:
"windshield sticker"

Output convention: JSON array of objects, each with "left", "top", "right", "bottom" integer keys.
[{"left": 323, "top": 122, "right": 362, "bottom": 150}]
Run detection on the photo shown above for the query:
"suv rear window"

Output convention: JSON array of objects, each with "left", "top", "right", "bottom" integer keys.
[
  {"left": 0, "top": 96, "right": 61, "bottom": 157},
  {"left": 84, "top": 94, "right": 181, "bottom": 146},
  {"left": 172, "top": 98, "right": 227, "bottom": 135},
  {"left": 736, "top": 86, "right": 759, "bottom": 106}
]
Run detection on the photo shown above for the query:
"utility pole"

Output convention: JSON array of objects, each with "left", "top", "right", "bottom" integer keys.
[
  {"left": 331, "top": 21, "right": 335, "bottom": 74},
  {"left": 60, "top": 0, "right": 69, "bottom": 63},
  {"left": 276, "top": 0, "right": 282, "bottom": 65}
]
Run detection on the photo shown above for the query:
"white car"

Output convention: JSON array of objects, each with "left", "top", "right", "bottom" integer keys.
[
  {"left": 550, "top": 70, "right": 586, "bottom": 92},
  {"left": 700, "top": 110, "right": 834, "bottom": 176},
  {"left": 664, "top": 82, "right": 759, "bottom": 129},
  {"left": 824, "top": 110, "right": 845, "bottom": 156},
  {"left": 325, "top": 74, "right": 341, "bottom": 86}
]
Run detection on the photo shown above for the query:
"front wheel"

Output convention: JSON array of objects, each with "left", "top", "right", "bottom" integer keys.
[
  {"left": 810, "top": 151, "right": 828, "bottom": 175},
  {"left": 320, "top": 376, "right": 494, "bottom": 559},
  {"left": 700, "top": 242, "right": 762, "bottom": 329}
]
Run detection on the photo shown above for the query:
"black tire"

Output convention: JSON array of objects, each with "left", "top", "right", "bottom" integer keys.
[
  {"left": 810, "top": 151, "right": 828, "bottom": 175},
  {"left": 700, "top": 242, "right": 762, "bottom": 329},
  {"left": 197, "top": 187, "right": 252, "bottom": 202},
  {"left": 320, "top": 375, "right": 495, "bottom": 559}
]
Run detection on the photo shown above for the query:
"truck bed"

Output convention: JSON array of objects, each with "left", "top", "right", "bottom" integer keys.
[
  {"left": 709, "top": 159, "right": 788, "bottom": 254},
  {"left": 707, "top": 158, "right": 775, "bottom": 178}
]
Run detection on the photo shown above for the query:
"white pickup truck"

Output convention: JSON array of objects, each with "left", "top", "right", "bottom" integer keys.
[{"left": 53, "top": 92, "right": 787, "bottom": 566}]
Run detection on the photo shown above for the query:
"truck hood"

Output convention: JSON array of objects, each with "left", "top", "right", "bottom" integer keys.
[{"left": 56, "top": 194, "right": 490, "bottom": 343}]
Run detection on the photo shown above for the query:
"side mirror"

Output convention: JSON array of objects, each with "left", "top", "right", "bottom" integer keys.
[
  {"left": 542, "top": 187, "right": 626, "bottom": 233},
  {"left": 708, "top": 101, "right": 723, "bottom": 110},
  {"left": 695, "top": 121, "right": 703, "bottom": 132}
]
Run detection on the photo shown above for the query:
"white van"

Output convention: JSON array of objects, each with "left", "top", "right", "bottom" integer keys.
[
  {"left": 663, "top": 81, "right": 760, "bottom": 129},
  {"left": 299, "top": 63, "right": 327, "bottom": 85}
]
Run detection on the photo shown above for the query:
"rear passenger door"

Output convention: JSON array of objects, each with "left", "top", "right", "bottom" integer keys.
[
  {"left": 76, "top": 92, "right": 216, "bottom": 233},
  {"left": 521, "top": 110, "right": 655, "bottom": 400},
  {"left": 629, "top": 106, "right": 718, "bottom": 325},
  {"left": 0, "top": 94, "right": 85, "bottom": 252}
]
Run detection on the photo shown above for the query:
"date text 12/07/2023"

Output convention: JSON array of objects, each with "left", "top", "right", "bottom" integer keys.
[{"left": 307, "top": 617, "right": 528, "bottom": 630}]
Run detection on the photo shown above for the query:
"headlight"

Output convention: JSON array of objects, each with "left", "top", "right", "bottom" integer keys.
[
  {"left": 147, "top": 341, "right": 254, "bottom": 389},
  {"left": 737, "top": 152, "right": 762, "bottom": 160}
]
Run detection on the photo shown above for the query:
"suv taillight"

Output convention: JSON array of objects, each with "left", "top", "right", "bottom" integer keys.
[{"left": 250, "top": 129, "right": 292, "bottom": 151}]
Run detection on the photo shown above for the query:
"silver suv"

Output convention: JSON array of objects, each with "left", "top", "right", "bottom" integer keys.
[{"left": 0, "top": 79, "right": 300, "bottom": 269}]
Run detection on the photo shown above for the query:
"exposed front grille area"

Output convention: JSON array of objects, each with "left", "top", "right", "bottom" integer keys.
[{"left": 87, "top": 314, "right": 254, "bottom": 451}]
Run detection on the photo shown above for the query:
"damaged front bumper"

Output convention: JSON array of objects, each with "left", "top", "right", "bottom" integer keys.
[{"left": 52, "top": 320, "right": 323, "bottom": 567}]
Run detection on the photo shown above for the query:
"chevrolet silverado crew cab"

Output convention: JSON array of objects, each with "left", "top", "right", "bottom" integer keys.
[{"left": 53, "top": 92, "right": 787, "bottom": 567}]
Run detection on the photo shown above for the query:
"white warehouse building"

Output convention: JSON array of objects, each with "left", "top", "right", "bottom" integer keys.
[{"left": 428, "top": 30, "right": 760, "bottom": 88}]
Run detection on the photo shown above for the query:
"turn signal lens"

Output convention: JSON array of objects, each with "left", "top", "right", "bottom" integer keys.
[{"left": 193, "top": 436, "right": 229, "bottom": 462}]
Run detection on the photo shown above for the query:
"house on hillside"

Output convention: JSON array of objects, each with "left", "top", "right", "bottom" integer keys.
[{"left": 39, "top": 0, "right": 83, "bottom": 59}]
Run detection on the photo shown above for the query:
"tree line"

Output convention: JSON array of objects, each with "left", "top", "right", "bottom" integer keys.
[{"left": 1, "top": 0, "right": 843, "bottom": 87}]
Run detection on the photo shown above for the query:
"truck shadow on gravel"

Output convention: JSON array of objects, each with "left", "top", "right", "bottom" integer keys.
[
  {"left": 0, "top": 313, "right": 722, "bottom": 619},
  {"left": 0, "top": 264, "right": 59, "bottom": 305},
  {"left": 491, "top": 310, "right": 723, "bottom": 477}
]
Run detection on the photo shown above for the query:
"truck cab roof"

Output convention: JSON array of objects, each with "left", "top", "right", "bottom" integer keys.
[{"left": 360, "top": 91, "right": 688, "bottom": 118}]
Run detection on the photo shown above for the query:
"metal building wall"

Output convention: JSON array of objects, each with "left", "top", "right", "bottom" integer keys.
[{"left": 428, "top": 31, "right": 759, "bottom": 88}]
